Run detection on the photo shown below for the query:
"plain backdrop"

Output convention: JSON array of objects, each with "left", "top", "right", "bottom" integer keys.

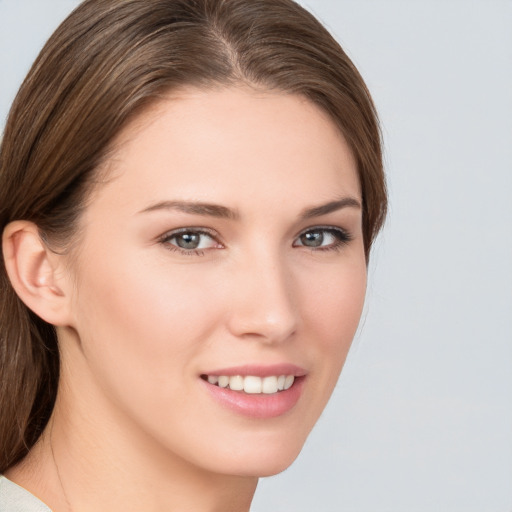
[{"left": 1, "top": 1, "right": 511, "bottom": 511}]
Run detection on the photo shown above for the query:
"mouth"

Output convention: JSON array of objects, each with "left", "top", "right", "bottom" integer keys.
[
  {"left": 200, "top": 374, "right": 296, "bottom": 394},
  {"left": 199, "top": 365, "right": 306, "bottom": 418}
]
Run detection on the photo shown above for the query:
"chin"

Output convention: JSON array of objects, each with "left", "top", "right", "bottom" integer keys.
[
  {"left": 223, "top": 454, "right": 301, "bottom": 479},
  {"left": 209, "top": 430, "right": 309, "bottom": 478}
]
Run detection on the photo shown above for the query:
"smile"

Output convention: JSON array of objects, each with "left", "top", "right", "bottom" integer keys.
[{"left": 202, "top": 374, "right": 295, "bottom": 394}]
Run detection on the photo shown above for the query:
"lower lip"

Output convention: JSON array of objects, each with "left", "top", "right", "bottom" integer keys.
[{"left": 201, "top": 377, "right": 305, "bottom": 419}]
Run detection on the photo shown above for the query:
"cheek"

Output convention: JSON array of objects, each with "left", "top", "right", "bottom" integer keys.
[
  {"left": 71, "top": 250, "right": 222, "bottom": 394},
  {"left": 297, "top": 256, "right": 367, "bottom": 394},
  {"left": 68, "top": 250, "right": 233, "bottom": 463},
  {"left": 303, "top": 257, "right": 366, "bottom": 342}
]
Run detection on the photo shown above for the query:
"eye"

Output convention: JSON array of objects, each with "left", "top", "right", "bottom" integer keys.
[
  {"left": 293, "top": 227, "right": 352, "bottom": 251},
  {"left": 160, "top": 228, "right": 221, "bottom": 254}
]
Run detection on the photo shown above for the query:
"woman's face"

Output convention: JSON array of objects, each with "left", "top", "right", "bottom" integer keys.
[{"left": 62, "top": 87, "right": 367, "bottom": 477}]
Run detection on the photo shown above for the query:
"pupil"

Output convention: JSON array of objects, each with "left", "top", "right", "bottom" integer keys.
[
  {"left": 177, "top": 233, "right": 200, "bottom": 249},
  {"left": 302, "top": 231, "right": 323, "bottom": 247}
]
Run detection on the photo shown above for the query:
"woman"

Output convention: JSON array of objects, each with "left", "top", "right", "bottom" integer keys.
[{"left": 0, "top": 0, "right": 386, "bottom": 510}]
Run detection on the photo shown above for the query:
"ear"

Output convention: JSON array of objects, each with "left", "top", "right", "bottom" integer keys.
[{"left": 2, "top": 220, "right": 73, "bottom": 326}]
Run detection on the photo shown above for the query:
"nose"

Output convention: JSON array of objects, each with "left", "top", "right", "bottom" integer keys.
[{"left": 226, "top": 250, "right": 299, "bottom": 344}]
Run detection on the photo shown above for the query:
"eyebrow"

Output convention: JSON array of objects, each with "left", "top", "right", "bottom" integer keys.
[
  {"left": 139, "top": 200, "right": 239, "bottom": 220},
  {"left": 139, "top": 196, "right": 361, "bottom": 220},
  {"left": 300, "top": 197, "right": 361, "bottom": 219}
]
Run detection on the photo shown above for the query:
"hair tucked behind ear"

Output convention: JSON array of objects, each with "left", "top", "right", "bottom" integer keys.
[{"left": 0, "top": 0, "right": 386, "bottom": 472}]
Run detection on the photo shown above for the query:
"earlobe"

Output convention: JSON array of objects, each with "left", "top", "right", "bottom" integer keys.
[{"left": 2, "top": 221, "right": 73, "bottom": 326}]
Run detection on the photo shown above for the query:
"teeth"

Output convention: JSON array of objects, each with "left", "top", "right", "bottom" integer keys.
[
  {"left": 218, "top": 376, "right": 229, "bottom": 388},
  {"left": 262, "top": 376, "right": 278, "bottom": 394},
  {"left": 244, "top": 376, "right": 262, "bottom": 394},
  {"left": 206, "top": 374, "right": 295, "bottom": 394},
  {"left": 284, "top": 375, "right": 294, "bottom": 390},
  {"left": 229, "top": 375, "right": 244, "bottom": 391}
]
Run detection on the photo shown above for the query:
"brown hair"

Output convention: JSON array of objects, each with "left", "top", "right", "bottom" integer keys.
[{"left": 0, "top": 0, "right": 386, "bottom": 472}]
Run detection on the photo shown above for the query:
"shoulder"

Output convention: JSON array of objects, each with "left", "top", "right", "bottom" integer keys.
[{"left": 0, "top": 476, "right": 52, "bottom": 512}]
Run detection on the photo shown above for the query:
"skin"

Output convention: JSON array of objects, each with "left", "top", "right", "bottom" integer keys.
[{"left": 5, "top": 86, "right": 367, "bottom": 512}]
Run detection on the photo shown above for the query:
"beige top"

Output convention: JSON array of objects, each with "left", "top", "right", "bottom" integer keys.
[{"left": 0, "top": 476, "right": 52, "bottom": 512}]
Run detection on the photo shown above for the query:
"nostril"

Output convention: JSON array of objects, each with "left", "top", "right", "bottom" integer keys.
[{"left": 224, "top": 262, "right": 299, "bottom": 343}]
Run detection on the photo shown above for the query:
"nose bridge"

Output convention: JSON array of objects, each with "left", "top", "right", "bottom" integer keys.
[{"left": 227, "top": 243, "right": 298, "bottom": 343}]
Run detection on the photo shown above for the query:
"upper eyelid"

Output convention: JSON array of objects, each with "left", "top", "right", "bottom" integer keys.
[
  {"left": 159, "top": 226, "right": 219, "bottom": 240},
  {"left": 295, "top": 224, "right": 349, "bottom": 236}
]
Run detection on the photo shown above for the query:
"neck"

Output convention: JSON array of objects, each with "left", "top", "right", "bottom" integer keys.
[{"left": 7, "top": 371, "right": 258, "bottom": 512}]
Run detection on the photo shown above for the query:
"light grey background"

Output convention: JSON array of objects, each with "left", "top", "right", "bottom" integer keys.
[{"left": 1, "top": 1, "right": 511, "bottom": 511}]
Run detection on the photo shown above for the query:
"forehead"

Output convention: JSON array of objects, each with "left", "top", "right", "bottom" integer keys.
[{"left": 90, "top": 86, "right": 360, "bottom": 216}]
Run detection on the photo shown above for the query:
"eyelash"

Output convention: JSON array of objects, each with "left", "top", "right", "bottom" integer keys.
[
  {"left": 159, "top": 227, "right": 219, "bottom": 257},
  {"left": 159, "top": 226, "right": 353, "bottom": 256},
  {"left": 294, "top": 226, "right": 353, "bottom": 252}
]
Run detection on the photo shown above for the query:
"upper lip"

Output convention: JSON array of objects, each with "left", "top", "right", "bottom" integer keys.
[{"left": 201, "top": 363, "right": 307, "bottom": 378}]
